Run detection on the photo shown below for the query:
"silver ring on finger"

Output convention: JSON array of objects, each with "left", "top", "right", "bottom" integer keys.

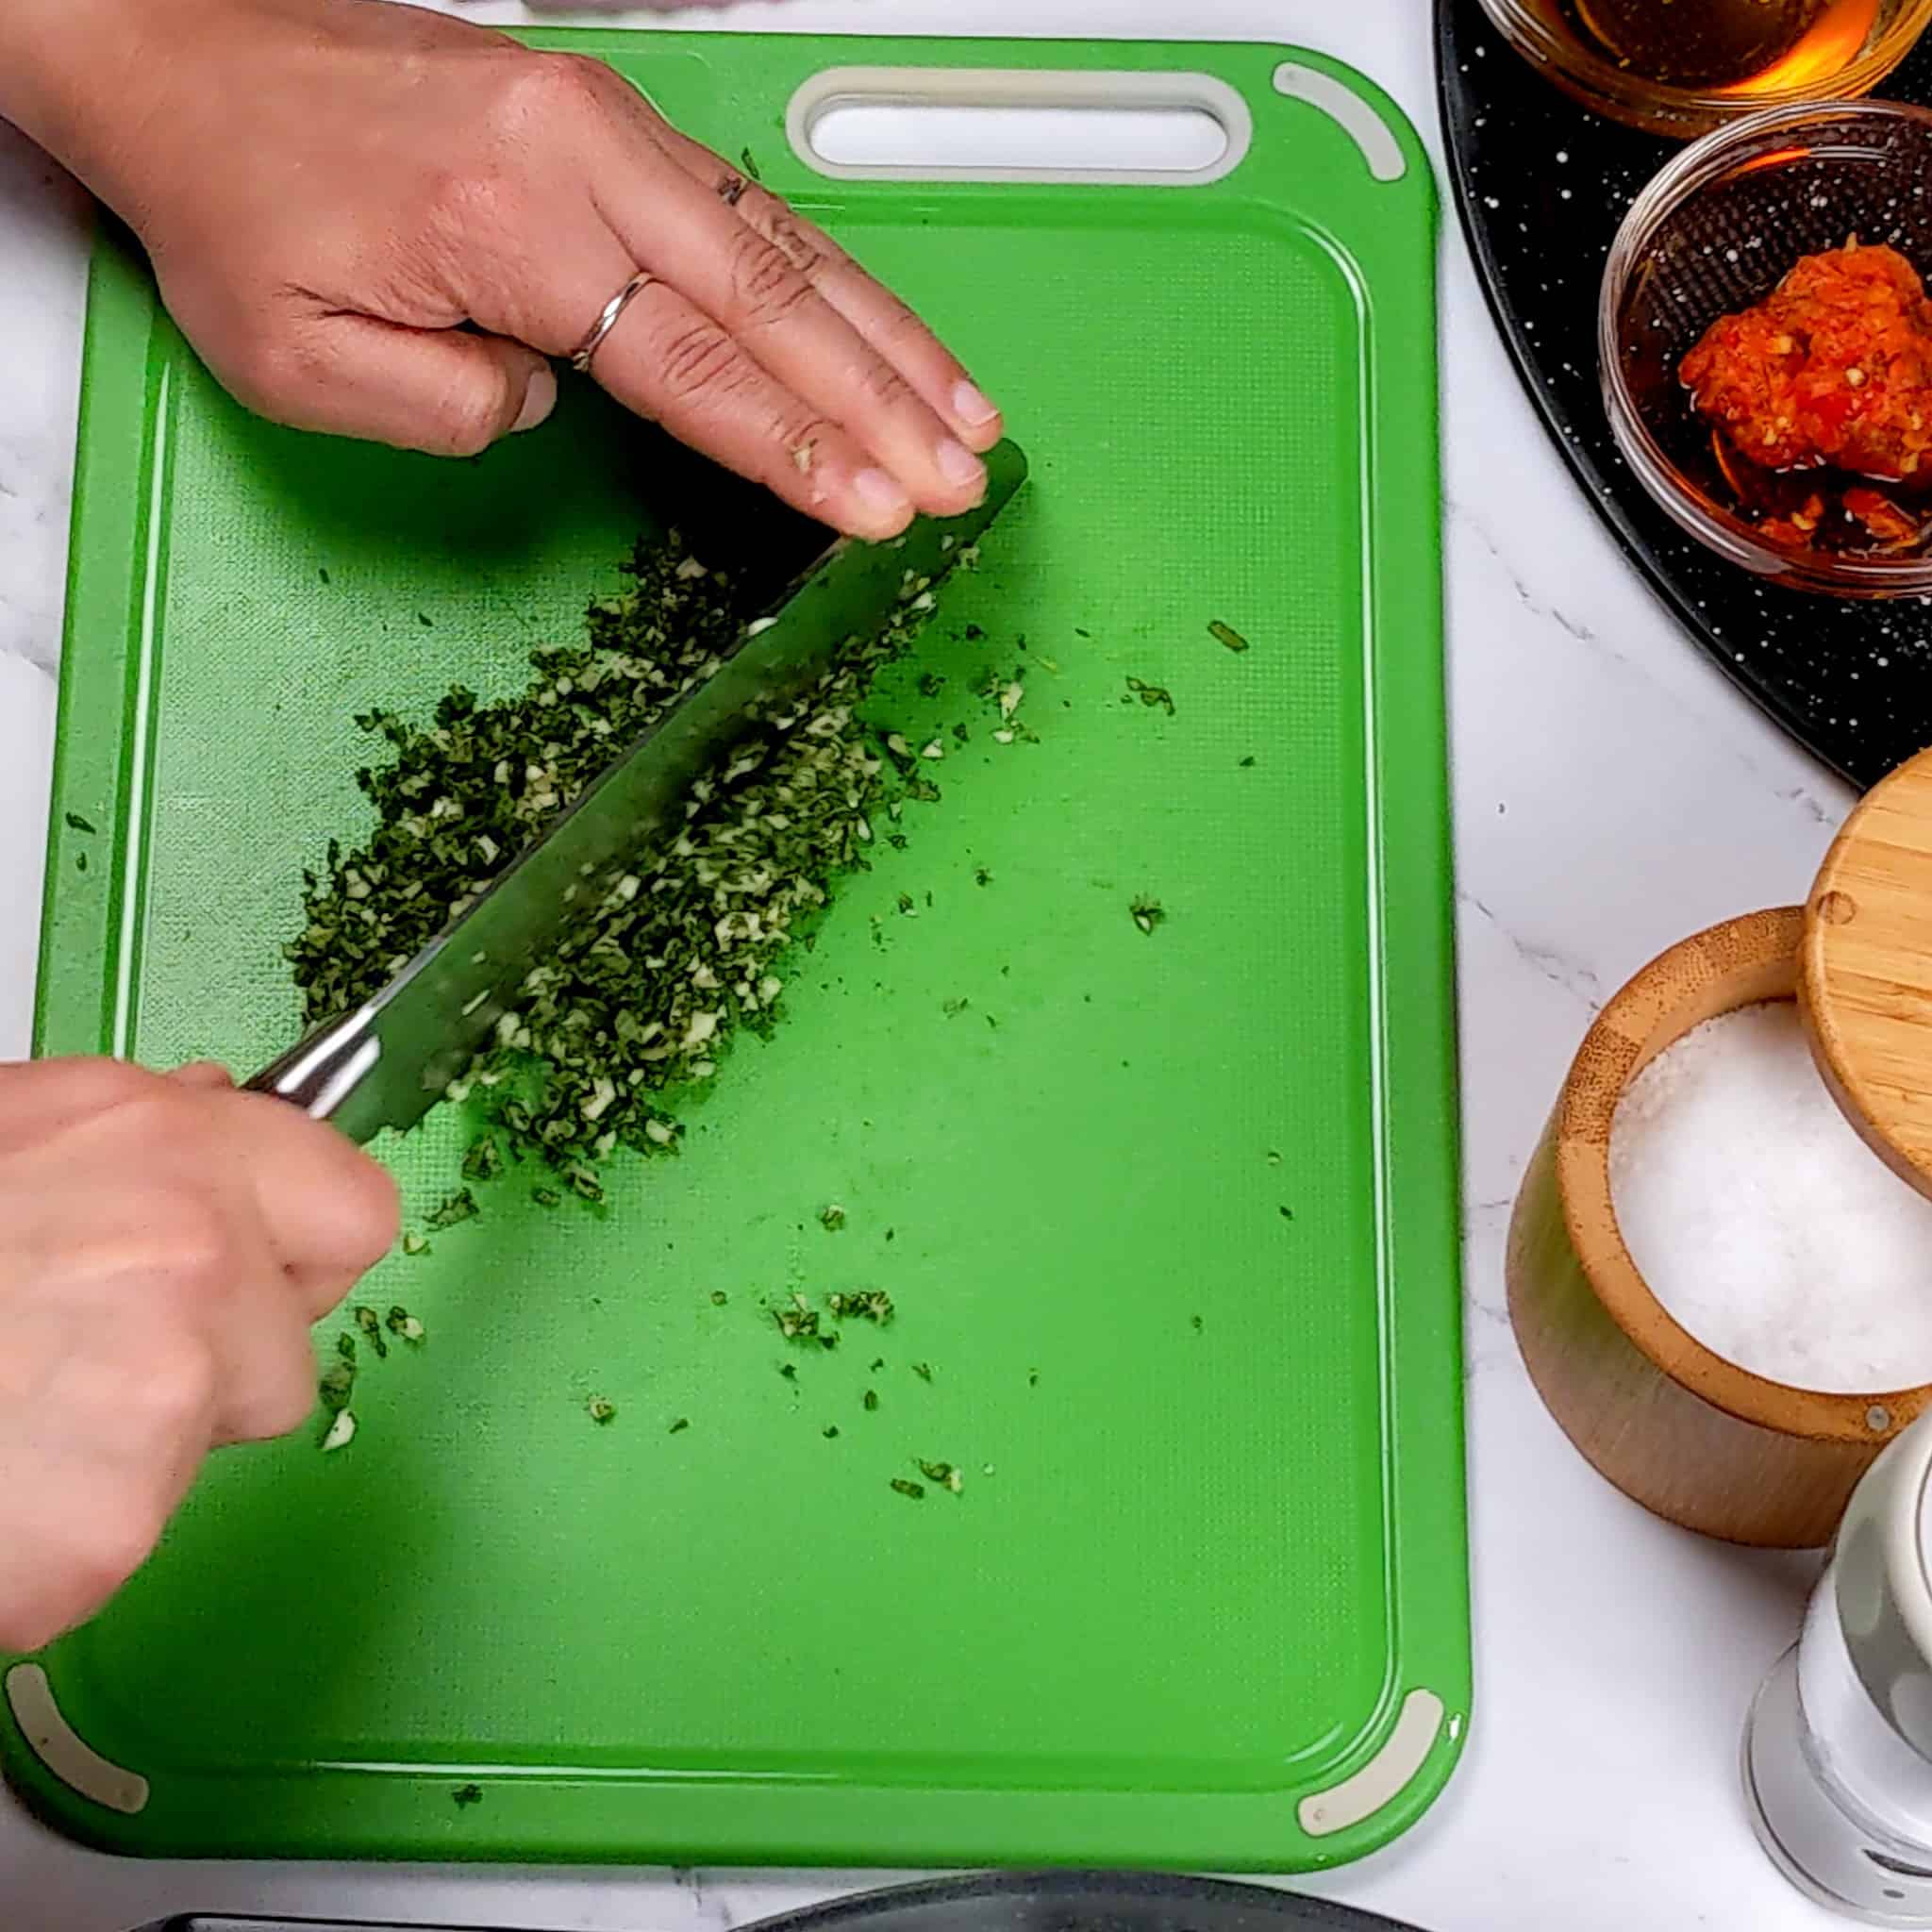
[{"left": 569, "top": 269, "right": 657, "bottom": 375}]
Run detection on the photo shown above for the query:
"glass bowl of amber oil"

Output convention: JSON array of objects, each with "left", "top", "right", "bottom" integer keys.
[
  {"left": 1479, "top": 0, "right": 1932, "bottom": 137},
  {"left": 1602, "top": 100, "right": 1932, "bottom": 596}
]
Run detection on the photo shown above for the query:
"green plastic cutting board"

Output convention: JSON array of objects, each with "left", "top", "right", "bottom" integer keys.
[{"left": 8, "top": 33, "right": 1465, "bottom": 1874}]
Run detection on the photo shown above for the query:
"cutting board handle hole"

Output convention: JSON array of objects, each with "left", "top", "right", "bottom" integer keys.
[{"left": 787, "top": 69, "right": 1252, "bottom": 186}]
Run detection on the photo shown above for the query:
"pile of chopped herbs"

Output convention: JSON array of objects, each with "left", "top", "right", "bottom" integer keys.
[{"left": 289, "top": 528, "right": 952, "bottom": 1196}]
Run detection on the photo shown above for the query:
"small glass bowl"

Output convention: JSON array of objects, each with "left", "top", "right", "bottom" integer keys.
[
  {"left": 1601, "top": 99, "right": 1932, "bottom": 598},
  {"left": 1477, "top": 0, "right": 1932, "bottom": 139}
]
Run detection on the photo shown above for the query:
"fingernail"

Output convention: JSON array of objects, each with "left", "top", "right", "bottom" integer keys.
[
  {"left": 854, "top": 467, "right": 913, "bottom": 524},
  {"left": 512, "top": 363, "right": 557, "bottom": 435},
  {"left": 936, "top": 438, "right": 987, "bottom": 492},
  {"left": 952, "top": 380, "right": 1000, "bottom": 428}
]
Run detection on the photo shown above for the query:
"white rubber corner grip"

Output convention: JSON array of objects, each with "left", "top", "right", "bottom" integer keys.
[
  {"left": 1272, "top": 63, "right": 1407, "bottom": 183},
  {"left": 5, "top": 1663, "right": 149, "bottom": 1815},
  {"left": 1297, "top": 1687, "right": 1445, "bottom": 1838},
  {"left": 787, "top": 69, "right": 1253, "bottom": 188}
]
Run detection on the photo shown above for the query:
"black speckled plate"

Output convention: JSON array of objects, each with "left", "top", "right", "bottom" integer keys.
[
  {"left": 1438, "top": 0, "right": 1932, "bottom": 789},
  {"left": 136, "top": 1871, "right": 1434, "bottom": 1932}
]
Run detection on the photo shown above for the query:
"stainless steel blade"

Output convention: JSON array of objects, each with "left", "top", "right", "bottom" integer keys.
[{"left": 250, "top": 440, "right": 1027, "bottom": 1142}]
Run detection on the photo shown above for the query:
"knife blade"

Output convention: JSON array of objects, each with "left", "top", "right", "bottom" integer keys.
[{"left": 248, "top": 440, "right": 1027, "bottom": 1143}]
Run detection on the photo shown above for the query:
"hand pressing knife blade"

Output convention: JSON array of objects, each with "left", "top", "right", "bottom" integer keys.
[{"left": 246, "top": 440, "right": 1027, "bottom": 1142}]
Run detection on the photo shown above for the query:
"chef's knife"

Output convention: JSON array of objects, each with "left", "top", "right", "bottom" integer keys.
[{"left": 248, "top": 439, "right": 1027, "bottom": 1142}]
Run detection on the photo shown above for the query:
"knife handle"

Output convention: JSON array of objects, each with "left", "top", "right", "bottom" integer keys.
[{"left": 244, "top": 1008, "right": 378, "bottom": 1127}]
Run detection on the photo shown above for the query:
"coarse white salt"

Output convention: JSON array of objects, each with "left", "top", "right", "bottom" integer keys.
[{"left": 1609, "top": 1000, "right": 1932, "bottom": 1392}]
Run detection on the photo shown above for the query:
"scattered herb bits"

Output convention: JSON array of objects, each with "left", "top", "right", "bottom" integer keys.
[
  {"left": 452, "top": 1784, "right": 484, "bottom": 1809},
  {"left": 820, "top": 1204, "right": 847, "bottom": 1233},
  {"left": 917, "top": 1458, "right": 964, "bottom": 1493},
  {"left": 912, "top": 1361, "right": 934, "bottom": 1383},
  {"left": 1209, "top": 620, "right": 1251, "bottom": 654},
  {"left": 63, "top": 811, "right": 95, "bottom": 835},
  {"left": 827, "top": 1289, "right": 894, "bottom": 1324},
  {"left": 863, "top": 1389, "right": 880, "bottom": 1411},
  {"left": 320, "top": 1409, "right": 357, "bottom": 1453},
  {"left": 1124, "top": 676, "right": 1175, "bottom": 716},
  {"left": 402, "top": 1233, "right": 429, "bottom": 1257},
  {"left": 891, "top": 1477, "right": 925, "bottom": 1501},
  {"left": 425, "top": 1189, "right": 479, "bottom": 1231},
  {"left": 710, "top": 1290, "right": 729, "bottom": 1307},
  {"left": 1130, "top": 896, "right": 1167, "bottom": 936},
  {"left": 587, "top": 1396, "right": 618, "bottom": 1426},
  {"left": 669, "top": 1417, "right": 691, "bottom": 1435},
  {"left": 386, "top": 1306, "right": 426, "bottom": 1343},
  {"left": 354, "top": 1305, "right": 389, "bottom": 1359}
]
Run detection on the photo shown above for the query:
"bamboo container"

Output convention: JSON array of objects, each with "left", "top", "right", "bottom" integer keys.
[{"left": 1506, "top": 906, "right": 1932, "bottom": 1548}]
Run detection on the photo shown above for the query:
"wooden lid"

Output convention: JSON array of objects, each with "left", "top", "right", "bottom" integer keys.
[{"left": 1803, "top": 745, "right": 1932, "bottom": 1201}]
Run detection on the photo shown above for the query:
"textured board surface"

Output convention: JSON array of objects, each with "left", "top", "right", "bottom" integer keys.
[
  {"left": 10, "top": 33, "right": 1465, "bottom": 1874},
  {"left": 1439, "top": 0, "right": 1932, "bottom": 791}
]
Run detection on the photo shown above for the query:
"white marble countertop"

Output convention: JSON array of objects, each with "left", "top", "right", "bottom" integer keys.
[{"left": 0, "top": 1, "right": 1866, "bottom": 1927}]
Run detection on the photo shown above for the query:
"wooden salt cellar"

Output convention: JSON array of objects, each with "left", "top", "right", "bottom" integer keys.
[{"left": 1511, "top": 745, "right": 1932, "bottom": 1545}]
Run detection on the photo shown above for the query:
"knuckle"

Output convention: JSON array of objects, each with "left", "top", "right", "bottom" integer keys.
[
  {"left": 341, "top": 1157, "right": 403, "bottom": 1274},
  {"left": 728, "top": 227, "right": 812, "bottom": 326},
  {"left": 226, "top": 1354, "right": 317, "bottom": 1442},
  {"left": 132, "top": 1327, "right": 220, "bottom": 1430},
  {"left": 655, "top": 321, "right": 748, "bottom": 405},
  {"left": 858, "top": 358, "right": 915, "bottom": 410},
  {"left": 760, "top": 207, "right": 824, "bottom": 277},
  {"left": 490, "top": 51, "right": 608, "bottom": 135},
  {"left": 133, "top": 1187, "right": 233, "bottom": 1290}
]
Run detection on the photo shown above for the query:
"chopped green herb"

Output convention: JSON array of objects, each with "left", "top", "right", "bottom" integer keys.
[
  {"left": 1239, "top": 755, "right": 1257, "bottom": 769},
  {"left": 75, "top": 853, "right": 87, "bottom": 873},
  {"left": 827, "top": 1288, "right": 893, "bottom": 1324},
  {"left": 402, "top": 1232, "right": 429, "bottom": 1257},
  {"left": 952, "top": 722, "right": 970, "bottom": 745},
  {"left": 870, "top": 1357, "right": 885, "bottom": 1372},
  {"left": 462, "top": 1135, "right": 504, "bottom": 1183},
  {"left": 319, "top": 1361, "right": 356, "bottom": 1419},
  {"left": 917, "top": 1458, "right": 964, "bottom": 1493},
  {"left": 1130, "top": 896, "right": 1166, "bottom": 936},
  {"left": 1027, "top": 1369, "right": 1040, "bottom": 1388},
  {"left": 896, "top": 891, "right": 917, "bottom": 916},
  {"left": 1209, "top": 620, "right": 1250, "bottom": 654},
  {"left": 918, "top": 671, "right": 946, "bottom": 697},
  {"left": 532, "top": 1186, "right": 562, "bottom": 1208},
  {"left": 775, "top": 1292, "right": 824, "bottom": 1343},
  {"left": 588, "top": 1395, "right": 618, "bottom": 1425},
  {"left": 780, "top": 1362, "right": 799, "bottom": 1382},
  {"left": 820, "top": 1204, "right": 847, "bottom": 1233},
  {"left": 386, "top": 1306, "right": 426, "bottom": 1343},
  {"left": 425, "top": 1188, "right": 479, "bottom": 1230},
  {"left": 320, "top": 1408, "right": 357, "bottom": 1452},
  {"left": 741, "top": 146, "right": 761, "bottom": 179},
  {"left": 710, "top": 1290, "right": 729, "bottom": 1306},
  {"left": 890, "top": 1477, "right": 925, "bottom": 1500},
  {"left": 1124, "top": 676, "right": 1174, "bottom": 716},
  {"left": 354, "top": 1305, "right": 389, "bottom": 1359},
  {"left": 912, "top": 1361, "right": 934, "bottom": 1383},
  {"left": 942, "top": 996, "right": 970, "bottom": 1018},
  {"left": 317, "top": 567, "right": 331, "bottom": 586},
  {"left": 823, "top": 1425, "right": 841, "bottom": 1440},
  {"left": 287, "top": 525, "right": 974, "bottom": 1221},
  {"left": 452, "top": 1784, "right": 483, "bottom": 1808},
  {"left": 974, "top": 865, "right": 992, "bottom": 887},
  {"left": 336, "top": 1332, "right": 358, "bottom": 1364},
  {"left": 1191, "top": 1314, "right": 1205, "bottom": 1333},
  {"left": 63, "top": 811, "right": 96, "bottom": 835},
  {"left": 669, "top": 1416, "right": 691, "bottom": 1435},
  {"left": 1280, "top": 1205, "right": 1295, "bottom": 1221},
  {"left": 863, "top": 1388, "right": 880, "bottom": 1411},
  {"left": 1266, "top": 1150, "right": 1283, "bottom": 1166}
]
